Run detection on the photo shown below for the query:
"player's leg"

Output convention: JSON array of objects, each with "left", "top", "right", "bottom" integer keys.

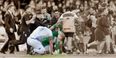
[{"left": 27, "top": 38, "right": 45, "bottom": 54}]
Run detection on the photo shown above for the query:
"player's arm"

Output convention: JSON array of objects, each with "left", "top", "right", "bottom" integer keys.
[{"left": 50, "top": 18, "right": 62, "bottom": 30}]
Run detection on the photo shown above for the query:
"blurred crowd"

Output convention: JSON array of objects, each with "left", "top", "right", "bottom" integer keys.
[{"left": 0, "top": 0, "right": 116, "bottom": 55}]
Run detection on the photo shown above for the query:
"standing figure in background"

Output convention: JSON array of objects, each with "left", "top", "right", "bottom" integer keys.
[{"left": 0, "top": 5, "right": 17, "bottom": 54}]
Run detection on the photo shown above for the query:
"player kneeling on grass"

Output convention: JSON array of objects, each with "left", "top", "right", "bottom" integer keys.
[{"left": 27, "top": 26, "right": 53, "bottom": 55}]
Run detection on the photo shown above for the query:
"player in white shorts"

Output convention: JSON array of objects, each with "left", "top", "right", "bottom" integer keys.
[{"left": 27, "top": 26, "right": 53, "bottom": 55}]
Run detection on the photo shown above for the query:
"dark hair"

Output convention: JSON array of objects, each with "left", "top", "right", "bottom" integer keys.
[
  {"left": 108, "top": 10, "right": 113, "bottom": 15},
  {"left": 24, "top": 5, "right": 29, "bottom": 10}
]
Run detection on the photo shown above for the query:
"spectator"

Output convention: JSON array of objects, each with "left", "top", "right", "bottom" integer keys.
[{"left": 1, "top": 5, "right": 17, "bottom": 54}]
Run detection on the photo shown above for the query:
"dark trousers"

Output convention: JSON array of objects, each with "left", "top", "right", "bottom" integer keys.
[
  {"left": 11, "top": 31, "right": 31, "bottom": 54},
  {"left": 88, "top": 27, "right": 96, "bottom": 43},
  {"left": 1, "top": 32, "right": 19, "bottom": 53}
]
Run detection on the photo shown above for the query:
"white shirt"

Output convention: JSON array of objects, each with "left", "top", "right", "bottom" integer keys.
[
  {"left": 29, "top": 26, "right": 53, "bottom": 41},
  {"left": 90, "top": 15, "right": 97, "bottom": 28}
]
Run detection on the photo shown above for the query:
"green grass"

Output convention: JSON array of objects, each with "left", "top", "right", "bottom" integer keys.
[{"left": 30, "top": 54, "right": 70, "bottom": 58}]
